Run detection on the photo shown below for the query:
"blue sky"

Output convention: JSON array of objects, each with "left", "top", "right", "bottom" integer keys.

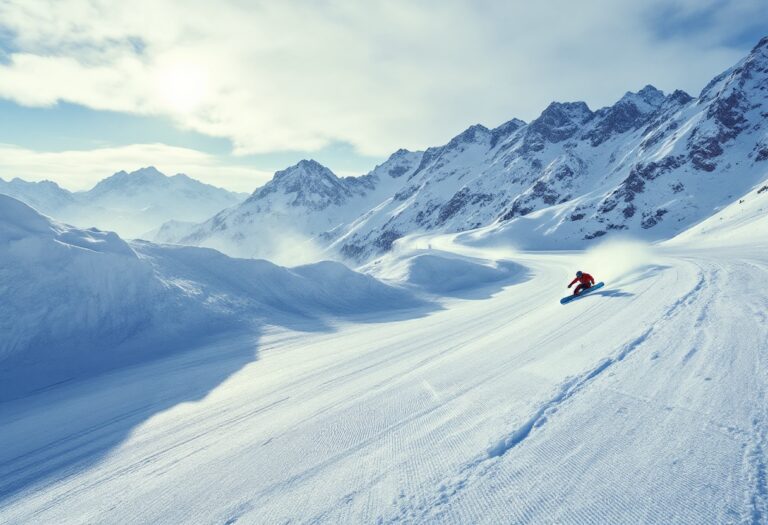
[
  {"left": 0, "top": 100, "right": 383, "bottom": 187},
  {"left": 0, "top": 0, "right": 764, "bottom": 191}
]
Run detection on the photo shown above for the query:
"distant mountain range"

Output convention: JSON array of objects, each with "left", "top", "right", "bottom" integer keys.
[
  {"left": 0, "top": 167, "right": 246, "bottom": 238},
  {"left": 155, "top": 36, "right": 768, "bottom": 262},
  {"left": 4, "top": 36, "right": 768, "bottom": 261}
]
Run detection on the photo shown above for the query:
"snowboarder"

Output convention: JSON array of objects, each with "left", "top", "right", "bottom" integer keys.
[{"left": 568, "top": 270, "right": 596, "bottom": 296}]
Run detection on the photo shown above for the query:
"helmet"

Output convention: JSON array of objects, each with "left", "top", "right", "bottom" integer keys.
[{"left": 576, "top": 271, "right": 583, "bottom": 277}]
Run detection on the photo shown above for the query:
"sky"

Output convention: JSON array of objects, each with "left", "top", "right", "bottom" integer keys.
[{"left": 0, "top": 0, "right": 765, "bottom": 192}]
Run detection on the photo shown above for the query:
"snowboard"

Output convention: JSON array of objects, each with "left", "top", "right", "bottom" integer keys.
[{"left": 560, "top": 282, "right": 604, "bottom": 304}]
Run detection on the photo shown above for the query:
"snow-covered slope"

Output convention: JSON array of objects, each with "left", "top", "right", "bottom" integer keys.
[
  {"left": 669, "top": 181, "right": 768, "bottom": 246},
  {"left": 0, "top": 167, "right": 247, "bottom": 239},
  {"left": 0, "top": 194, "right": 421, "bottom": 400},
  {"left": 0, "top": 194, "right": 161, "bottom": 397},
  {"left": 1, "top": 221, "right": 766, "bottom": 523}
]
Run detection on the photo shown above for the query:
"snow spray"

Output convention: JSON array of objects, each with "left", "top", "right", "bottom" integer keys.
[{"left": 578, "top": 238, "right": 655, "bottom": 284}]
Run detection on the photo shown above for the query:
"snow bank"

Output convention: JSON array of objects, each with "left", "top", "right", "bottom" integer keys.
[
  {"left": 366, "top": 250, "right": 526, "bottom": 295},
  {"left": 134, "top": 243, "right": 422, "bottom": 317},
  {"left": 0, "top": 195, "right": 156, "bottom": 370},
  {"left": 0, "top": 195, "right": 422, "bottom": 399}
]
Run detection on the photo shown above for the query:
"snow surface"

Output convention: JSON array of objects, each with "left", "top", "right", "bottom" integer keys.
[
  {"left": 669, "top": 182, "right": 768, "bottom": 246},
  {"left": 1, "top": 189, "right": 766, "bottom": 523}
]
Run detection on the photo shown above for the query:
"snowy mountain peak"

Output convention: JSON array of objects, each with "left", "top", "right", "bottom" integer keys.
[
  {"left": 88, "top": 166, "right": 168, "bottom": 195},
  {"left": 245, "top": 159, "right": 355, "bottom": 211},
  {"left": 752, "top": 35, "right": 768, "bottom": 54},
  {"left": 0, "top": 176, "right": 76, "bottom": 213},
  {"left": 132, "top": 166, "right": 164, "bottom": 176},
  {"left": 5, "top": 177, "right": 64, "bottom": 190},
  {"left": 391, "top": 148, "right": 412, "bottom": 158},
  {"left": 537, "top": 101, "right": 593, "bottom": 124},
  {"left": 583, "top": 86, "right": 671, "bottom": 147},
  {"left": 170, "top": 172, "right": 194, "bottom": 182},
  {"left": 700, "top": 34, "right": 768, "bottom": 102},
  {"left": 447, "top": 124, "right": 491, "bottom": 148},
  {"left": 522, "top": 101, "right": 593, "bottom": 148},
  {"left": 120, "top": 166, "right": 164, "bottom": 181},
  {"left": 273, "top": 159, "right": 335, "bottom": 181},
  {"left": 617, "top": 85, "right": 666, "bottom": 112},
  {"left": 374, "top": 149, "right": 424, "bottom": 179},
  {"left": 667, "top": 89, "right": 693, "bottom": 106},
  {"left": 489, "top": 118, "right": 526, "bottom": 148},
  {"left": 258, "top": 159, "right": 341, "bottom": 192}
]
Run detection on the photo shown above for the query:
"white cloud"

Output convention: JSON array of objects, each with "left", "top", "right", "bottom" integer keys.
[
  {"left": 0, "top": 0, "right": 763, "bottom": 156},
  {"left": 0, "top": 143, "right": 272, "bottom": 192}
]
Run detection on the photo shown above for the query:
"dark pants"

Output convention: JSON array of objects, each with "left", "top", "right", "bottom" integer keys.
[{"left": 574, "top": 283, "right": 592, "bottom": 296}]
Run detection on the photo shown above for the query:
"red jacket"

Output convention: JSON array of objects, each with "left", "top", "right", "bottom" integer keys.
[{"left": 569, "top": 273, "right": 595, "bottom": 287}]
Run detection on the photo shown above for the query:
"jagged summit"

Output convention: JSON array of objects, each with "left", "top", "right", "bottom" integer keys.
[
  {"left": 86, "top": 167, "right": 177, "bottom": 200},
  {"left": 0, "top": 175, "right": 76, "bottom": 214},
  {"left": 490, "top": 118, "right": 526, "bottom": 148},
  {"left": 584, "top": 86, "right": 671, "bottom": 146},
  {"left": 4, "top": 177, "right": 64, "bottom": 188},
  {"left": 536, "top": 101, "right": 593, "bottom": 122},
  {"left": 391, "top": 148, "right": 415, "bottom": 157},
  {"left": 91, "top": 166, "right": 166, "bottom": 189},
  {"left": 617, "top": 85, "right": 666, "bottom": 111},
  {"left": 526, "top": 101, "right": 594, "bottom": 144},
  {"left": 668, "top": 89, "right": 693, "bottom": 105},
  {"left": 700, "top": 34, "right": 768, "bottom": 101},
  {"left": 250, "top": 159, "right": 348, "bottom": 205},
  {"left": 752, "top": 35, "right": 768, "bottom": 53},
  {"left": 272, "top": 159, "right": 334, "bottom": 180}
]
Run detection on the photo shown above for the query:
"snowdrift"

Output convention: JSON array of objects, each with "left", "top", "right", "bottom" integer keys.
[
  {"left": 0, "top": 195, "right": 422, "bottom": 399},
  {"left": 367, "top": 249, "right": 527, "bottom": 295},
  {"left": 0, "top": 195, "right": 156, "bottom": 365}
]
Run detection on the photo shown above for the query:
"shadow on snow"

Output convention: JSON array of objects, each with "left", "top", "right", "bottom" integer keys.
[{"left": 0, "top": 252, "right": 537, "bottom": 504}]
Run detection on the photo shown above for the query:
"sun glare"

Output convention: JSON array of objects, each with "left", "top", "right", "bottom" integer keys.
[{"left": 156, "top": 63, "right": 208, "bottom": 114}]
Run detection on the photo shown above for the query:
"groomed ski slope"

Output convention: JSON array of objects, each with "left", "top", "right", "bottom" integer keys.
[{"left": 1, "top": 237, "right": 767, "bottom": 524}]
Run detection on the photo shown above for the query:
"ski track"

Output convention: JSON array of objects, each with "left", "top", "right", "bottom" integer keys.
[{"left": 1, "top": 244, "right": 766, "bottom": 524}]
